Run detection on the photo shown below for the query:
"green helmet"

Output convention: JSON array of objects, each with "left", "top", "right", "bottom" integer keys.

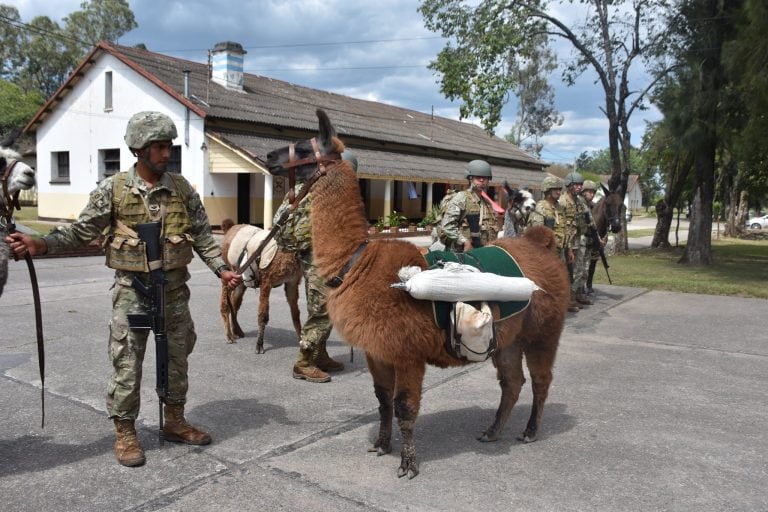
[
  {"left": 124, "top": 111, "right": 178, "bottom": 149},
  {"left": 541, "top": 175, "right": 563, "bottom": 192},
  {"left": 582, "top": 179, "right": 597, "bottom": 191},
  {"left": 563, "top": 171, "right": 584, "bottom": 186},
  {"left": 466, "top": 159, "right": 492, "bottom": 179},
  {"left": 341, "top": 150, "right": 358, "bottom": 172}
]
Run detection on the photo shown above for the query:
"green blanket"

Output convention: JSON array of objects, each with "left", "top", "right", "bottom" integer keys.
[{"left": 422, "top": 246, "right": 531, "bottom": 328}]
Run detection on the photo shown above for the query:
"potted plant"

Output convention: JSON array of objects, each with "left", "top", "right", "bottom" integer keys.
[
  {"left": 385, "top": 211, "right": 407, "bottom": 233},
  {"left": 418, "top": 204, "right": 440, "bottom": 230}
]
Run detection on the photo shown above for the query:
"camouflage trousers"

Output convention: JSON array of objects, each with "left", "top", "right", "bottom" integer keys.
[
  {"left": 107, "top": 282, "right": 196, "bottom": 420},
  {"left": 298, "top": 255, "right": 332, "bottom": 354},
  {"left": 572, "top": 236, "right": 589, "bottom": 293}
]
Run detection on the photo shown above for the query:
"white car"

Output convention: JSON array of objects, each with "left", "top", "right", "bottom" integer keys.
[{"left": 746, "top": 214, "right": 768, "bottom": 229}]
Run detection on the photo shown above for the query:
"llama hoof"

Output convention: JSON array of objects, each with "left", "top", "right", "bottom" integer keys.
[
  {"left": 256, "top": 344, "right": 265, "bottom": 354},
  {"left": 368, "top": 444, "right": 391, "bottom": 456},
  {"left": 517, "top": 432, "right": 537, "bottom": 443},
  {"left": 226, "top": 339, "right": 237, "bottom": 344},
  {"left": 397, "top": 459, "right": 419, "bottom": 479},
  {"left": 477, "top": 431, "right": 499, "bottom": 443}
]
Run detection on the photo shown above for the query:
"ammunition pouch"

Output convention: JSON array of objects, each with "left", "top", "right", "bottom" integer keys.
[
  {"left": 465, "top": 213, "right": 483, "bottom": 248},
  {"left": 544, "top": 217, "right": 555, "bottom": 229},
  {"left": 163, "top": 233, "right": 194, "bottom": 270},
  {"left": 105, "top": 232, "right": 193, "bottom": 272}
]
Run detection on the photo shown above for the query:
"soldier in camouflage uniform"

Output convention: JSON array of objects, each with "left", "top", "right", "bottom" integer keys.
[
  {"left": 6, "top": 112, "right": 242, "bottom": 467},
  {"left": 271, "top": 152, "right": 357, "bottom": 383},
  {"left": 439, "top": 160, "right": 501, "bottom": 252},
  {"left": 559, "top": 171, "right": 594, "bottom": 307},
  {"left": 527, "top": 176, "right": 579, "bottom": 313}
]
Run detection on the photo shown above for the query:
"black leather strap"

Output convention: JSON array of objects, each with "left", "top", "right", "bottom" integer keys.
[{"left": 327, "top": 241, "right": 368, "bottom": 288}]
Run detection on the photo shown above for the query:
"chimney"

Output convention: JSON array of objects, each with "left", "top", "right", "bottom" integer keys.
[{"left": 210, "top": 41, "right": 247, "bottom": 91}]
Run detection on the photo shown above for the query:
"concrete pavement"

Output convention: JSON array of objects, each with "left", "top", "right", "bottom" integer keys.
[{"left": 1, "top": 249, "right": 767, "bottom": 511}]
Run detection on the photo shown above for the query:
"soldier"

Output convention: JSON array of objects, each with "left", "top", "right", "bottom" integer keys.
[
  {"left": 581, "top": 180, "right": 604, "bottom": 295},
  {"left": 527, "top": 175, "right": 579, "bottom": 313},
  {"left": 559, "top": 171, "right": 591, "bottom": 309},
  {"left": 439, "top": 159, "right": 502, "bottom": 252},
  {"left": 6, "top": 111, "right": 242, "bottom": 467},
  {"left": 272, "top": 151, "right": 356, "bottom": 383}
]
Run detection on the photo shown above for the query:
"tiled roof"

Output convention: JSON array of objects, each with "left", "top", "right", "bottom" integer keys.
[{"left": 26, "top": 41, "right": 546, "bottom": 185}]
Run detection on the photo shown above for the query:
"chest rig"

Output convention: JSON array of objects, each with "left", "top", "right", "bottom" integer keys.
[{"left": 105, "top": 171, "right": 194, "bottom": 272}]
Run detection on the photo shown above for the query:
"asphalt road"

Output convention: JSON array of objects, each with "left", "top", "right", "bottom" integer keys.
[{"left": 1, "top": 247, "right": 766, "bottom": 511}]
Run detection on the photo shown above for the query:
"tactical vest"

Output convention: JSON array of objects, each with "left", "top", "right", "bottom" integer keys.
[
  {"left": 440, "top": 190, "right": 499, "bottom": 248},
  {"left": 528, "top": 199, "right": 567, "bottom": 249},
  {"left": 105, "top": 171, "right": 194, "bottom": 272},
  {"left": 559, "top": 194, "right": 578, "bottom": 248}
]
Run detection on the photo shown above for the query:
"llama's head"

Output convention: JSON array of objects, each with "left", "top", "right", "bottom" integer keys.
[
  {"left": 503, "top": 182, "right": 536, "bottom": 219},
  {"left": 0, "top": 147, "right": 36, "bottom": 208},
  {"left": 266, "top": 109, "right": 345, "bottom": 183},
  {"left": 599, "top": 183, "right": 623, "bottom": 234}
]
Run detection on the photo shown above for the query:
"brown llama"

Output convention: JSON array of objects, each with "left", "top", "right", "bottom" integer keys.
[
  {"left": 219, "top": 223, "right": 303, "bottom": 353},
  {"left": 266, "top": 109, "right": 569, "bottom": 479}
]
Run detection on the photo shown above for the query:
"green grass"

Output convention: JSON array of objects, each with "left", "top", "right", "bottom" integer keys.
[
  {"left": 592, "top": 239, "right": 768, "bottom": 298},
  {"left": 626, "top": 228, "right": 656, "bottom": 238}
]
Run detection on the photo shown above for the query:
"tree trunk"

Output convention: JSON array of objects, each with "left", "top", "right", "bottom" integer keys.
[{"left": 651, "top": 199, "right": 673, "bottom": 249}]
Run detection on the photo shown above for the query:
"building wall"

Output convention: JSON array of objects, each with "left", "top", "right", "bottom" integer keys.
[{"left": 35, "top": 53, "right": 207, "bottom": 219}]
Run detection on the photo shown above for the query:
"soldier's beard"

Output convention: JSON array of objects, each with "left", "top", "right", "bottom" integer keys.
[
  {"left": 140, "top": 154, "right": 166, "bottom": 175},
  {"left": 470, "top": 182, "right": 487, "bottom": 192}
]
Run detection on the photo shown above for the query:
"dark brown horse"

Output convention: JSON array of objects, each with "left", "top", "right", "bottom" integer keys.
[
  {"left": 586, "top": 185, "right": 623, "bottom": 291},
  {"left": 265, "top": 109, "right": 569, "bottom": 479}
]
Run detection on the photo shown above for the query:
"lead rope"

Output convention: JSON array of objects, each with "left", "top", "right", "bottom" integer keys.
[{"left": 2, "top": 160, "right": 45, "bottom": 428}]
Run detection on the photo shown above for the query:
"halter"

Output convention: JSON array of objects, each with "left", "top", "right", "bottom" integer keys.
[
  {"left": 1, "top": 158, "right": 23, "bottom": 220},
  {"left": 281, "top": 137, "right": 341, "bottom": 205}
]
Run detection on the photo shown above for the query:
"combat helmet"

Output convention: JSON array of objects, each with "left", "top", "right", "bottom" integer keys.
[
  {"left": 466, "top": 159, "right": 492, "bottom": 179},
  {"left": 124, "top": 111, "right": 178, "bottom": 150},
  {"left": 563, "top": 171, "right": 584, "bottom": 186},
  {"left": 541, "top": 175, "right": 563, "bottom": 192},
  {"left": 341, "top": 150, "right": 358, "bottom": 172},
  {"left": 582, "top": 179, "right": 597, "bottom": 191}
]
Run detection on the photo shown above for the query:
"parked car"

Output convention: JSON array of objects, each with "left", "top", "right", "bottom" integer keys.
[{"left": 746, "top": 214, "right": 768, "bottom": 229}]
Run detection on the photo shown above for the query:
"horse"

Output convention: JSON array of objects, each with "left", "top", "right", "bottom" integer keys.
[
  {"left": 586, "top": 185, "right": 623, "bottom": 292},
  {"left": 1, "top": 145, "right": 37, "bottom": 297},
  {"left": 266, "top": 109, "right": 569, "bottom": 479},
  {"left": 502, "top": 182, "right": 536, "bottom": 237},
  {"left": 219, "top": 222, "right": 303, "bottom": 353}
]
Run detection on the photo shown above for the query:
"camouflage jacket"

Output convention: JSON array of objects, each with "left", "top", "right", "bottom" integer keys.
[
  {"left": 273, "top": 183, "right": 313, "bottom": 258},
  {"left": 42, "top": 165, "right": 225, "bottom": 289},
  {"left": 558, "top": 192, "right": 580, "bottom": 249},
  {"left": 439, "top": 188, "right": 499, "bottom": 249},
  {"left": 527, "top": 198, "right": 568, "bottom": 249}
]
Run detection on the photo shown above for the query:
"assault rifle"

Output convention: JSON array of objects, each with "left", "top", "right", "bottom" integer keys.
[
  {"left": 127, "top": 221, "right": 169, "bottom": 434},
  {"left": 585, "top": 212, "right": 612, "bottom": 284}
]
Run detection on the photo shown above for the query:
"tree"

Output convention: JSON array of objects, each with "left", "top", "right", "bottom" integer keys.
[
  {"left": 503, "top": 32, "right": 563, "bottom": 157},
  {"left": 662, "top": 0, "right": 742, "bottom": 265},
  {"left": 0, "top": 0, "right": 136, "bottom": 99},
  {"left": 420, "top": 0, "right": 673, "bottom": 204},
  {"left": 0, "top": 79, "right": 44, "bottom": 138}
]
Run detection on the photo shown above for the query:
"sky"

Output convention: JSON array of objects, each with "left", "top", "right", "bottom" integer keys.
[{"left": 12, "top": 0, "right": 661, "bottom": 166}]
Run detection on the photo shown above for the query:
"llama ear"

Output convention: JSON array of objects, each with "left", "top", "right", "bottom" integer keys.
[
  {"left": 601, "top": 183, "right": 609, "bottom": 195},
  {"left": 316, "top": 109, "right": 337, "bottom": 152}
]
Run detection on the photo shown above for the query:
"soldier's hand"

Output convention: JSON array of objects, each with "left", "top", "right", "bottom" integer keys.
[
  {"left": 220, "top": 270, "right": 243, "bottom": 289},
  {"left": 462, "top": 240, "right": 473, "bottom": 252},
  {"left": 5, "top": 232, "right": 47, "bottom": 258},
  {"left": 567, "top": 248, "right": 575, "bottom": 264}
]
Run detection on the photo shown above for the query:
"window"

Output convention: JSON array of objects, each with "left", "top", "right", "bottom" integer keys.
[
  {"left": 99, "top": 148, "right": 121, "bottom": 180},
  {"left": 167, "top": 145, "right": 182, "bottom": 173},
  {"left": 51, "top": 151, "right": 70, "bottom": 183},
  {"left": 104, "top": 71, "right": 113, "bottom": 111}
]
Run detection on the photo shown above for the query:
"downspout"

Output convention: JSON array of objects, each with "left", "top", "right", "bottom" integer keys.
[{"left": 183, "top": 70, "right": 190, "bottom": 147}]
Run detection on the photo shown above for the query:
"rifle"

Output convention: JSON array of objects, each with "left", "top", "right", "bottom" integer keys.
[
  {"left": 126, "top": 222, "right": 169, "bottom": 435},
  {"left": 585, "top": 212, "right": 612, "bottom": 284}
]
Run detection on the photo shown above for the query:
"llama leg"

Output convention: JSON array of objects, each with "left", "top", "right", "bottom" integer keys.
[
  {"left": 284, "top": 281, "right": 302, "bottom": 339},
  {"left": 393, "top": 363, "right": 426, "bottom": 479},
  {"left": 479, "top": 343, "right": 525, "bottom": 442},
  {"left": 255, "top": 285, "right": 271, "bottom": 354},
  {"left": 220, "top": 285, "right": 244, "bottom": 342},
  {"left": 365, "top": 355, "right": 394, "bottom": 456},
  {"left": 587, "top": 259, "right": 597, "bottom": 292},
  {"left": 519, "top": 345, "right": 556, "bottom": 443},
  {"left": 229, "top": 285, "right": 246, "bottom": 339}
]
